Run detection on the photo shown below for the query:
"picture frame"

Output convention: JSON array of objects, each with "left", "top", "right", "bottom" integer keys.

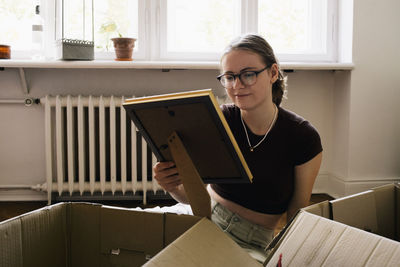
[{"left": 123, "top": 89, "right": 252, "bottom": 184}]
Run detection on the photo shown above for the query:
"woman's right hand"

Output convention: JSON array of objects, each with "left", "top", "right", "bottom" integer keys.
[{"left": 153, "top": 161, "right": 183, "bottom": 192}]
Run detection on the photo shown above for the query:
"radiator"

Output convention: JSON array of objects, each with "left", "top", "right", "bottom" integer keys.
[{"left": 41, "top": 95, "right": 163, "bottom": 204}]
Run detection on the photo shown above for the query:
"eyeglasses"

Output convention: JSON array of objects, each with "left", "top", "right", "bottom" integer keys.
[{"left": 217, "top": 66, "right": 270, "bottom": 88}]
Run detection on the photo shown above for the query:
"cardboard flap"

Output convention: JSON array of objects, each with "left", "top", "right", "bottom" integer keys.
[
  {"left": 144, "top": 218, "right": 262, "bottom": 267},
  {"left": 323, "top": 225, "right": 382, "bottom": 266},
  {"left": 0, "top": 218, "right": 23, "bottom": 267},
  {"left": 101, "top": 206, "right": 164, "bottom": 256},
  {"left": 364, "top": 238, "right": 400, "bottom": 266},
  {"left": 397, "top": 184, "right": 400, "bottom": 241},
  {"left": 69, "top": 202, "right": 102, "bottom": 267},
  {"left": 163, "top": 213, "right": 202, "bottom": 246},
  {"left": 20, "top": 203, "right": 67, "bottom": 267},
  {"left": 266, "top": 211, "right": 330, "bottom": 266},
  {"left": 330, "top": 190, "right": 378, "bottom": 233},
  {"left": 168, "top": 131, "right": 211, "bottom": 219},
  {"left": 372, "top": 184, "right": 396, "bottom": 239},
  {"left": 266, "top": 211, "right": 400, "bottom": 267},
  {"left": 302, "top": 200, "right": 331, "bottom": 219}
]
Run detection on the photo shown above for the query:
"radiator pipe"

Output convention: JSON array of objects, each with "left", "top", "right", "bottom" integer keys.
[
  {"left": 0, "top": 98, "right": 41, "bottom": 106},
  {"left": 0, "top": 185, "right": 40, "bottom": 190},
  {"left": 27, "top": 182, "right": 160, "bottom": 194}
]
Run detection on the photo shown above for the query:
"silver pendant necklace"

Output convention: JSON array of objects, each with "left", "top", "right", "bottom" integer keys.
[{"left": 240, "top": 104, "right": 278, "bottom": 152}]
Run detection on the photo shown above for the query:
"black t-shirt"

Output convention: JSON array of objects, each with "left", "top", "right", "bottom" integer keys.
[{"left": 211, "top": 104, "right": 323, "bottom": 214}]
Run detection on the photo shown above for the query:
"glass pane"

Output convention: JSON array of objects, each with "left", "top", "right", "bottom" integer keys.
[
  {"left": 258, "top": 0, "right": 327, "bottom": 54},
  {"left": 167, "top": 0, "right": 240, "bottom": 53},
  {"left": 94, "top": 0, "right": 138, "bottom": 52},
  {"left": 63, "top": 0, "right": 93, "bottom": 41},
  {"left": 0, "top": 0, "right": 34, "bottom": 50}
]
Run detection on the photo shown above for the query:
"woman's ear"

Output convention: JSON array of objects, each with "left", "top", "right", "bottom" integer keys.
[{"left": 270, "top": 63, "right": 279, "bottom": 83}]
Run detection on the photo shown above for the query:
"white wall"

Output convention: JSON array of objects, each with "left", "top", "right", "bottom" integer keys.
[
  {"left": 328, "top": 0, "right": 400, "bottom": 196},
  {"left": 1, "top": 0, "right": 400, "bottom": 200},
  {"left": 0, "top": 67, "right": 336, "bottom": 200},
  {"left": 349, "top": 0, "right": 400, "bottom": 179}
]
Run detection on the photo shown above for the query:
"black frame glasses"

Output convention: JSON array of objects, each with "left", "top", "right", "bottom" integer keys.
[{"left": 217, "top": 66, "right": 270, "bottom": 88}]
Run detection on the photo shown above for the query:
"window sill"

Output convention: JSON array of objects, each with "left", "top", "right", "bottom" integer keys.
[
  {"left": 1, "top": 60, "right": 354, "bottom": 95},
  {"left": 0, "top": 59, "right": 354, "bottom": 71}
]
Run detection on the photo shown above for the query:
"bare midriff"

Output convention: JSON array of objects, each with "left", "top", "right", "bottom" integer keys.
[{"left": 207, "top": 185, "right": 283, "bottom": 230}]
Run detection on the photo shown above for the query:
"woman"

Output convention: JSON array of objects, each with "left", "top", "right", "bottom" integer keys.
[{"left": 153, "top": 34, "right": 322, "bottom": 262}]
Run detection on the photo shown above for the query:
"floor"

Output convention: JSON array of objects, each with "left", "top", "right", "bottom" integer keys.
[{"left": 0, "top": 194, "right": 333, "bottom": 233}]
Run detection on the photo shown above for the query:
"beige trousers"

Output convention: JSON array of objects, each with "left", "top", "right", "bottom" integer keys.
[{"left": 211, "top": 199, "right": 274, "bottom": 263}]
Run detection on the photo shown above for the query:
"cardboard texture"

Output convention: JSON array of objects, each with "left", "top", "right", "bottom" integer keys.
[
  {"left": 69, "top": 203, "right": 101, "bottom": 267},
  {"left": 143, "top": 218, "right": 262, "bottom": 267},
  {"left": 265, "top": 183, "right": 400, "bottom": 266},
  {"left": 2, "top": 184, "right": 400, "bottom": 267},
  {"left": 0, "top": 202, "right": 205, "bottom": 267},
  {"left": 0, "top": 218, "right": 23, "bottom": 267},
  {"left": 330, "top": 190, "right": 378, "bottom": 233},
  {"left": 305, "top": 183, "right": 400, "bottom": 240},
  {"left": 163, "top": 213, "right": 203, "bottom": 246},
  {"left": 265, "top": 212, "right": 400, "bottom": 266},
  {"left": 168, "top": 131, "right": 211, "bottom": 218}
]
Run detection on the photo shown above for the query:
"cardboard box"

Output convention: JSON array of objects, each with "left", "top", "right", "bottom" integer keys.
[
  {"left": 0, "top": 202, "right": 260, "bottom": 267},
  {"left": 264, "top": 183, "right": 400, "bottom": 266},
  {"left": 303, "top": 183, "right": 400, "bottom": 241},
  {"left": 2, "top": 183, "right": 399, "bottom": 266},
  {"left": 0, "top": 202, "right": 202, "bottom": 267}
]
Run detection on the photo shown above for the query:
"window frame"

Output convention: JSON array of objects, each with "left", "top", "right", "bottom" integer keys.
[
  {"left": 3, "top": 0, "right": 338, "bottom": 63},
  {"left": 155, "top": 0, "right": 338, "bottom": 63}
]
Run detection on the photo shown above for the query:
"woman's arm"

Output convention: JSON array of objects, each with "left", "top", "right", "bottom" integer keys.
[
  {"left": 286, "top": 152, "right": 323, "bottom": 221},
  {"left": 168, "top": 184, "right": 189, "bottom": 204}
]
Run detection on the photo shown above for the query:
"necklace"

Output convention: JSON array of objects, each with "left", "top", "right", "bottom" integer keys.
[{"left": 240, "top": 104, "right": 277, "bottom": 152}]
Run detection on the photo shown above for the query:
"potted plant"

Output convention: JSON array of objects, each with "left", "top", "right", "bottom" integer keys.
[
  {"left": 0, "top": 44, "right": 11, "bottom": 59},
  {"left": 98, "top": 21, "right": 136, "bottom": 61},
  {"left": 98, "top": 21, "right": 118, "bottom": 51},
  {"left": 111, "top": 35, "right": 136, "bottom": 61}
]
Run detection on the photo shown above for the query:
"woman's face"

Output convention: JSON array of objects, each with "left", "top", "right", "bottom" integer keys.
[{"left": 221, "top": 49, "right": 277, "bottom": 112}]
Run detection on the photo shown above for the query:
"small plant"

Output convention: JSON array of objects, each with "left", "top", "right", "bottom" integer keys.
[{"left": 98, "top": 20, "right": 121, "bottom": 51}]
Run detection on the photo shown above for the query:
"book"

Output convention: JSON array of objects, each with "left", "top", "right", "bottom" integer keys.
[{"left": 123, "top": 89, "right": 252, "bottom": 184}]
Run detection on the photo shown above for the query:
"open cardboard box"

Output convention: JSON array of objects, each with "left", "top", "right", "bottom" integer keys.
[
  {"left": 1, "top": 183, "right": 399, "bottom": 266},
  {"left": 263, "top": 183, "right": 400, "bottom": 266},
  {"left": 0, "top": 202, "right": 261, "bottom": 267}
]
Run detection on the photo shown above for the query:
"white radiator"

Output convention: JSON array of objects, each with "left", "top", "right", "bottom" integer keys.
[{"left": 41, "top": 95, "right": 163, "bottom": 204}]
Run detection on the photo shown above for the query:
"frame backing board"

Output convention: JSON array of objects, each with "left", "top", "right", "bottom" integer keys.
[{"left": 123, "top": 89, "right": 252, "bottom": 184}]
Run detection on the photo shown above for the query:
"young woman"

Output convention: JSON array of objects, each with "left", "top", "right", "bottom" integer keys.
[{"left": 153, "top": 34, "right": 323, "bottom": 262}]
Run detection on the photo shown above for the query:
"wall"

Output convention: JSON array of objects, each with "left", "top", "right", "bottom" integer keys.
[
  {"left": 328, "top": 0, "right": 400, "bottom": 197},
  {"left": 349, "top": 0, "right": 400, "bottom": 180},
  {"left": 0, "top": 67, "right": 335, "bottom": 200}
]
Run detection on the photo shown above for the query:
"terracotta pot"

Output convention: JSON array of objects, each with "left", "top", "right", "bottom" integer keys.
[
  {"left": 111, "top": 37, "right": 136, "bottom": 61},
  {"left": 0, "top": 44, "right": 11, "bottom": 59}
]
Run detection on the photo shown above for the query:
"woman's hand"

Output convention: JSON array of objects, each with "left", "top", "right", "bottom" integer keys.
[
  {"left": 153, "top": 161, "right": 189, "bottom": 204},
  {"left": 153, "top": 161, "right": 182, "bottom": 192}
]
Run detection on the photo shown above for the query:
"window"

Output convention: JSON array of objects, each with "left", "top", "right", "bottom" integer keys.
[
  {"left": 0, "top": 0, "right": 337, "bottom": 62},
  {"left": 159, "top": 0, "right": 241, "bottom": 60},
  {"left": 158, "top": 0, "right": 336, "bottom": 62},
  {"left": 0, "top": 0, "right": 35, "bottom": 58},
  {"left": 258, "top": 0, "right": 334, "bottom": 61},
  {"left": 54, "top": 0, "right": 141, "bottom": 59},
  {"left": 94, "top": 0, "right": 139, "bottom": 58}
]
